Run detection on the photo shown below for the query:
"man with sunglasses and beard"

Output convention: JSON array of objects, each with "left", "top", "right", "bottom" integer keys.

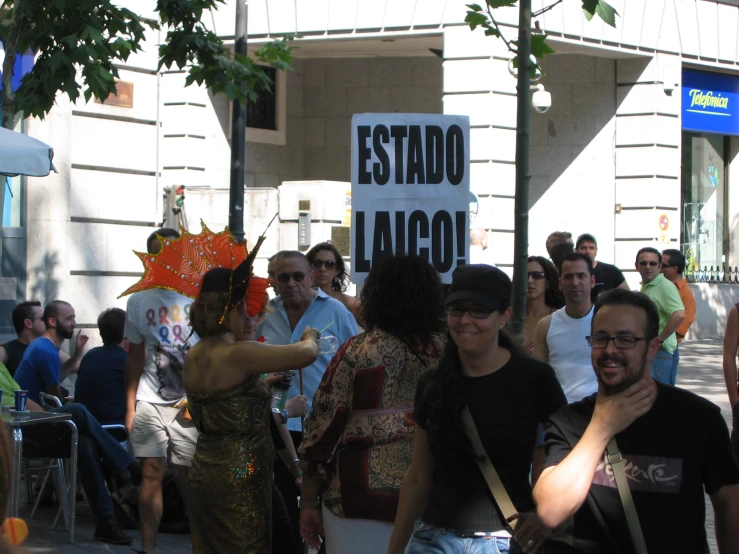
[
  {"left": 258, "top": 250, "right": 360, "bottom": 552},
  {"left": 635, "top": 247, "right": 684, "bottom": 385},
  {"left": 534, "top": 289, "right": 739, "bottom": 554}
]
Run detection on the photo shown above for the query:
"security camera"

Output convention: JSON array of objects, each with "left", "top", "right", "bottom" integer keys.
[{"left": 531, "top": 84, "right": 551, "bottom": 114}]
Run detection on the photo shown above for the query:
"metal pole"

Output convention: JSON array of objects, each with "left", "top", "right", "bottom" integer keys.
[
  {"left": 510, "top": 0, "right": 532, "bottom": 341},
  {"left": 229, "top": 0, "right": 248, "bottom": 243}
]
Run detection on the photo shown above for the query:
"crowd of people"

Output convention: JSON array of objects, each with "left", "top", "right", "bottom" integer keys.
[{"left": 0, "top": 226, "right": 738, "bottom": 554}]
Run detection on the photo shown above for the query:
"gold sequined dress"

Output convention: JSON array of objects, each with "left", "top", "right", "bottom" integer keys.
[{"left": 187, "top": 376, "right": 274, "bottom": 554}]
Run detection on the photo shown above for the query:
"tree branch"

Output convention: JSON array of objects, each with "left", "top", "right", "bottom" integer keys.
[
  {"left": 533, "top": 0, "right": 563, "bottom": 18},
  {"left": 486, "top": 4, "right": 516, "bottom": 52}
]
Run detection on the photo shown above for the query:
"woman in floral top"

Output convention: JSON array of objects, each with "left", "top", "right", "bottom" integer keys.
[{"left": 298, "top": 255, "right": 446, "bottom": 554}]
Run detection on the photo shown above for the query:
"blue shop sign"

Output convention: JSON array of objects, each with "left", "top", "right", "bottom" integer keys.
[
  {"left": 682, "top": 69, "right": 739, "bottom": 135},
  {"left": 0, "top": 39, "right": 35, "bottom": 92}
]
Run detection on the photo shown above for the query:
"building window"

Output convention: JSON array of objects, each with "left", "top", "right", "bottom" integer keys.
[
  {"left": 681, "top": 132, "right": 728, "bottom": 270},
  {"left": 247, "top": 66, "right": 277, "bottom": 131}
]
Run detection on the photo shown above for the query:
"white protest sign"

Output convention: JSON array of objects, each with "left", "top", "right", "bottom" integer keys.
[{"left": 351, "top": 113, "right": 471, "bottom": 284}]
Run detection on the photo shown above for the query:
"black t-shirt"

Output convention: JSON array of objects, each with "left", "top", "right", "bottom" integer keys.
[
  {"left": 544, "top": 382, "right": 739, "bottom": 554},
  {"left": 415, "top": 351, "right": 566, "bottom": 534},
  {"left": 2, "top": 339, "right": 28, "bottom": 376},
  {"left": 591, "top": 261, "right": 626, "bottom": 302}
]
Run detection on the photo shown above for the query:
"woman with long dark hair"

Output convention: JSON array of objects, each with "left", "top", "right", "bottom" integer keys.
[
  {"left": 388, "top": 264, "right": 566, "bottom": 554},
  {"left": 525, "top": 256, "right": 564, "bottom": 353},
  {"left": 306, "top": 242, "right": 364, "bottom": 327},
  {"left": 298, "top": 255, "right": 446, "bottom": 554}
]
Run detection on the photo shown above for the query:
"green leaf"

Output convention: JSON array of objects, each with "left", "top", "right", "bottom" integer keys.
[
  {"left": 595, "top": 0, "right": 618, "bottom": 27},
  {"left": 530, "top": 34, "right": 556, "bottom": 59},
  {"left": 465, "top": 11, "right": 489, "bottom": 30},
  {"left": 581, "top": 0, "right": 597, "bottom": 21},
  {"left": 467, "top": 3, "right": 483, "bottom": 12}
]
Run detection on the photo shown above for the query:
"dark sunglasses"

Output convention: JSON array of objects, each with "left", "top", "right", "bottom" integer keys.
[
  {"left": 638, "top": 261, "right": 660, "bottom": 267},
  {"left": 312, "top": 259, "right": 336, "bottom": 269},
  {"left": 445, "top": 304, "right": 492, "bottom": 319},
  {"left": 528, "top": 271, "right": 546, "bottom": 280},
  {"left": 276, "top": 272, "right": 307, "bottom": 284}
]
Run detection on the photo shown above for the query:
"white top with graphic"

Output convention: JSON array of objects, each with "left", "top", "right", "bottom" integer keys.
[{"left": 124, "top": 288, "right": 198, "bottom": 405}]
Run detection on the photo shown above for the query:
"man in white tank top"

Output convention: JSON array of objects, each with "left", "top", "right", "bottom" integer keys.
[{"left": 533, "top": 253, "right": 599, "bottom": 403}]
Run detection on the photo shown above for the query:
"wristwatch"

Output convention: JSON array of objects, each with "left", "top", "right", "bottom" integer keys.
[{"left": 280, "top": 409, "right": 289, "bottom": 424}]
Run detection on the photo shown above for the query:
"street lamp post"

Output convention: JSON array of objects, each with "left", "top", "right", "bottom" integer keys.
[
  {"left": 229, "top": 0, "right": 248, "bottom": 244},
  {"left": 510, "top": 0, "right": 532, "bottom": 340}
]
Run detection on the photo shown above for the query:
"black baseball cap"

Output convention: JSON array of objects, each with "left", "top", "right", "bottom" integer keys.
[
  {"left": 445, "top": 264, "right": 511, "bottom": 311},
  {"left": 576, "top": 233, "right": 597, "bottom": 249}
]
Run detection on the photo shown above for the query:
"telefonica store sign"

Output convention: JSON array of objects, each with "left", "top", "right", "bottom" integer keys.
[{"left": 682, "top": 69, "right": 739, "bottom": 135}]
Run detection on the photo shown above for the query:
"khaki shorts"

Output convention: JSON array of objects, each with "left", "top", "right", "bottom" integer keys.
[{"left": 130, "top": 401, "right": 198, "bottom": 466}]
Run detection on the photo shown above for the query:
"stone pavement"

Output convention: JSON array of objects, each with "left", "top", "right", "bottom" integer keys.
[{"left": 17, "top": 340, "right": 731, "bottom": 554}]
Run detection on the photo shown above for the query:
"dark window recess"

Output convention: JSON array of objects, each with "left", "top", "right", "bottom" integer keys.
[{"left": 247, "top": 67, "right": 277, "bottom": 131}]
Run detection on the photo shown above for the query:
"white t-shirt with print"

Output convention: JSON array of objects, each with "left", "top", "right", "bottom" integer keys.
[{"left": 124, "top": 288, "right": 198, "bottom": 405}]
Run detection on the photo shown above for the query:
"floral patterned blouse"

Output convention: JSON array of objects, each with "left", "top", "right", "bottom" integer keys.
[{"left": 299, "top": 329, "right": 445, "bottom": 522}]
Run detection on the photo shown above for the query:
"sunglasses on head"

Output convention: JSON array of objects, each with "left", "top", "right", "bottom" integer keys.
[
  {"left": 312, "top": 259, "right": 336, "bottom": 269},
  {"left": 638, "top": 261, "right": 660, "bottom": 267},
  {"left": 276, "top": 272, "right": 307, "bottom": 284},
  {"left": 528, "top": 271, "right": 546, "bottom": 280}
]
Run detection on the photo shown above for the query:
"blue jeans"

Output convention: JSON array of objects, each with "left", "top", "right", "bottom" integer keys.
[
  {"left": 52, "top": 404, "right": 134, "bottom": 520},
  {"left": 405, "top": 522, "right": 524, "bottom": 554},
  {"left": 650, "top": 347, "right": 674, "bottom": 385},
  {"left": 670, "top": 346, "right": 680, "bottom": 386}
]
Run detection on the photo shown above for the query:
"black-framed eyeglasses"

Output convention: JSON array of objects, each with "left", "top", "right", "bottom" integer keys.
[
  {"left": 312, "top": 259, "right": 336, "bottom": 269},
  {"left": 586, "top": 335, "right": 648, "bottom": 349},
  {"left": 528, "top": 271, "right": 546, "bottom": 280},
  {"left": 638, "top": 261, "right": 660, "bottom": 267},
  {"left": 276, "top": 272, "right": 307, "bottom": 284},
  {"left": 445, "top": 304, "right": 492, "bottom": 320}
]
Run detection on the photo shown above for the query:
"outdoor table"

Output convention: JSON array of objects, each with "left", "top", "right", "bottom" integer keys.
[{"left": 2, "top": 410, "right": 78, "bottom": 543}]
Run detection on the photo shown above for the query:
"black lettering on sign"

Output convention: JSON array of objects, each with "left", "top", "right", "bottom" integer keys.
[
  {"left": 373, "top": 125, "right": 390, "bottom": 185},
  {"left": 456, "top": 211, "right": 467, "bottom": 267},
  {"left": 372, "top": 212, "right": 394, "bottom": 264},
  {"left": 390, "top": 126, "right": 408, "bottom": 184},
  {"left": 408, "top": 210, "right": 430, "bottom": 260},
  {"left": 355, "top": 212, "right": 370, "bottom": 272},
  {"left": 357, "top": 126, "right": 372, "bottom": 185},
  {"left": 446, "top": 124, "right": 464, "bottom": 186},
  {"left": 426, "top": 125, "right": 444, "bottom": 185},
  {"left": 406, "top": 126, "right": 425, "bottom": 184},
  {"left": 395, "top": 212, "right": 406, "bottom": 256},
  {"left": 431, "top": 211, "right": 454, "bottom": 272}
]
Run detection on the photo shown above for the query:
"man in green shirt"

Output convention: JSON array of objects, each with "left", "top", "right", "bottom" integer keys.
[{"left": 635, "top": 247, "right": 685, "bottom": 385}]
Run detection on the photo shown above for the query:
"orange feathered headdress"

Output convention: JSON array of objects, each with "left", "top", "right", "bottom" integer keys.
[{"left": 119, "top": 220, "right": 271, "bottom": 323}]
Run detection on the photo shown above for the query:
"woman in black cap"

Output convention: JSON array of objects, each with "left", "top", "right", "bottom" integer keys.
[
  {"left": 388, "top": 264, "right": 567, "bottom": 554},
  {"left": 183, "top": 263, "right": 319, "bottom": 554}
]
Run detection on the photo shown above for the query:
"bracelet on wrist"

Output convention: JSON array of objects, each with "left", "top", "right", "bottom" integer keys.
[
  {"left": 293, "top": 472, "right": 303, "bottom": 480},
  {"left": 288, "top": 458, "right": 300, "bottom": 471}
]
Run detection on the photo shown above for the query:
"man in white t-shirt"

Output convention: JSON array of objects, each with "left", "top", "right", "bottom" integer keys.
[
  {"left": 124, "top": 228, "right": 198, "bottom": 554},
  {"left": 533, "top": 252, "right": 599, "bottom": 403}
]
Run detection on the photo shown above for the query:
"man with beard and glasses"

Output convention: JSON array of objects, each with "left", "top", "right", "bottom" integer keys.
[
  {"left": 15, "top": 300, "right": 84, "bottom": 403},
  {"left": 533, "top": 289, "right": 739, "bottom": 554}
]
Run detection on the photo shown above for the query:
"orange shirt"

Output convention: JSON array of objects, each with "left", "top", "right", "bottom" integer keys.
[{"left": 674, "top": 277, "right": 696, "bottom": 341}]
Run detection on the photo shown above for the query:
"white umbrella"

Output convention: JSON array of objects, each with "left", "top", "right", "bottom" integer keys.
[{"left": 0, "top": 126, "right": 56, "bottom": 177}]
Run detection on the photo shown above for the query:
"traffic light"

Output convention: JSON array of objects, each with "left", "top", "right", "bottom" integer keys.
[{"left": 173, "top": 185, "right": 185, "bottom": 214}]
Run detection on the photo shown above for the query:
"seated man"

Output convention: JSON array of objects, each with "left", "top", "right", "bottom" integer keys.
[
  {"left": 1, "top": 300, "right": 86, "bottom": 377},
  {"left": 75, "top": 308, "right": 127, "bottom": 426},
  {"left": 11, "top": 301, "right": 138, "bottom": 544},
  {"left": 14, "top": 300, "right": 87, "bottom": 404}
]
